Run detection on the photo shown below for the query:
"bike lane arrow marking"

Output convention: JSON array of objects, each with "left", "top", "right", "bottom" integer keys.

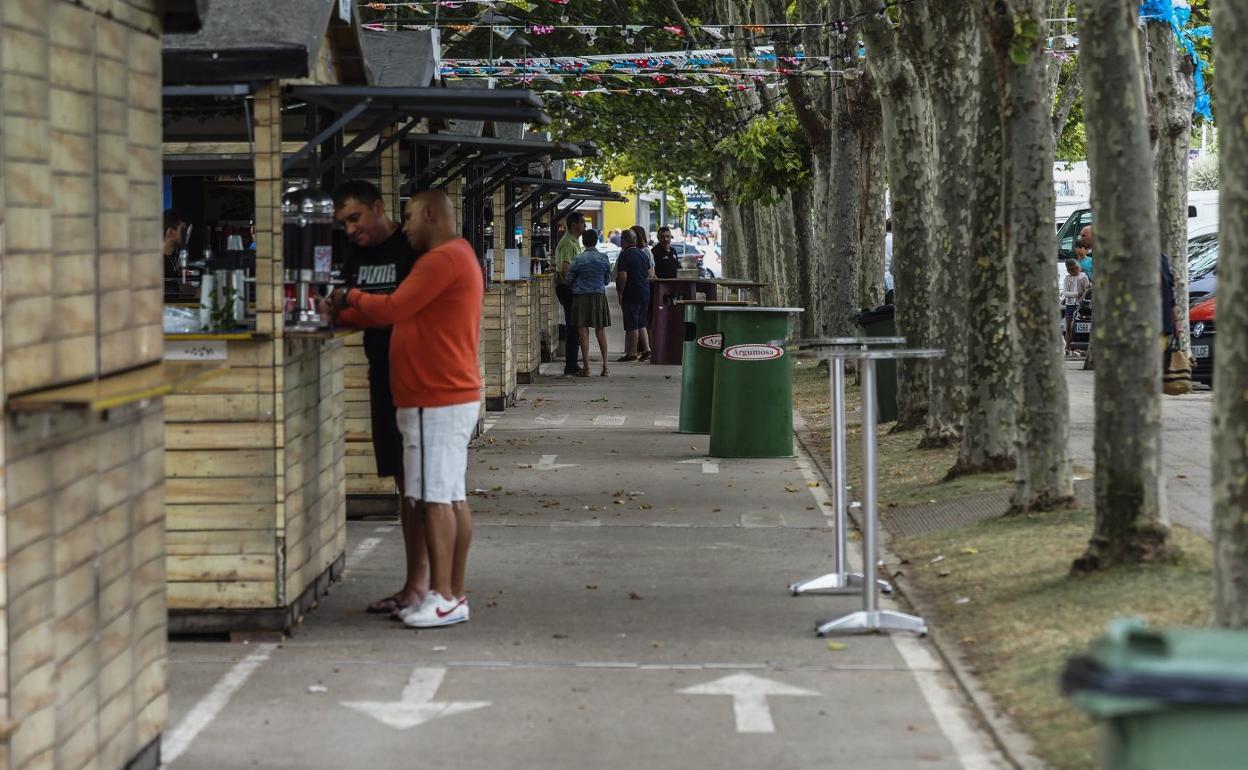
[
  {"left": 678, "top": 673, "right": 819, "bottom": 733},
  {"left": 342, "top": 667, "right": 490, "bottom": 730}
]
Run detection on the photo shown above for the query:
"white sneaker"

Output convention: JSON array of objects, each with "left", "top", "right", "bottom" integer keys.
[
  {"left": 394, "top": 593, "right": 432, "bottom": 622},
  {"left": 403, "top": 591, "right": 468, "bottom": 628}
]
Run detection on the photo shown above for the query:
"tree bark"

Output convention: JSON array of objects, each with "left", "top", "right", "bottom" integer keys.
[
  {"left": 713, "top": 190, "right": 747, "bottom": 279},
  {"left": 825, "top": 98, "right": 862, "bottom": 336},
  {"left": 1146, "top": 23, "right": 1196, "bottom": 352},
  {"left": 857, "top": 4, "right": 935, "bottom": 430},
  {"left": 917, "top": 3, "right": 980, "bottom": 448},
  {"left": 954, "top": 32, "right": 1017, "bottom": 477},
  {"left": 1071, "top": 0, "right": 1173, "bottom": 572},
  {"left": 1211, "top": 0, "right": 1248, "bottom": 627},
  {"left": 854, "top": 65, "right": 886, "bottom": 313},
  {"left": 982, "top": 0, "right": 1074, "bottom": 513}
]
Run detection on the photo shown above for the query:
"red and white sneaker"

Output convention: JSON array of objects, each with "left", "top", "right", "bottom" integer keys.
[{"left": 403, "top": 591, "right": 468, "bottom": 628}]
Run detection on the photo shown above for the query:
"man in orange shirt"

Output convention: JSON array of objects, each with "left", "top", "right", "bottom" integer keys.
[{"left": 331, "top": 190, "right": 484, "bottom": 628}]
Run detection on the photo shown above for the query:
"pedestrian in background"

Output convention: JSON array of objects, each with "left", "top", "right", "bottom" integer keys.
[
  {"left": 1062, "top": 258, "right": 1090, "bottom": 356},
  {"left": 567, "top": 229, "right": 613, "bottom": 377},
  {"left": 609, "top": 229, "right": 622, "bottom": 247},
  {"left": 1075, "top": 238, "right": 1093, "bottom": 281},
  {"left": 615, "top": 229, "right": 652, "bottom": 362},
  {"left": 555, "top": 212, "right": 585, "bottom": 376}
]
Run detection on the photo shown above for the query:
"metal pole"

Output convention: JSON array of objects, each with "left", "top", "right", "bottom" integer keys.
[
  {"left": 832, "top": 357, "right": 849, "bottom": 576},
  {"left": 860, "top": 358, "right": 879, "bottom": 615}
]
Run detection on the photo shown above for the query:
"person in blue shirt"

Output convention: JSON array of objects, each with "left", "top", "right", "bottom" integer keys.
[
  {"left": 1074, "top": 238, "right": 1093, "bottom": 281},
  {"left": 567, "top": 229, "right": 613, "bottom": 377},
  {"left": 614, "top": 229, "right": 652, "bottom": 362}
]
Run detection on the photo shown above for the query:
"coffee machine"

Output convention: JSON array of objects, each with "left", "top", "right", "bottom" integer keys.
[{"left": 281, "top": 185, "right": 334, "bottom": 330}]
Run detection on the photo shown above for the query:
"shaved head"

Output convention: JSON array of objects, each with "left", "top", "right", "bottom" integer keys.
[{"left": 403, "top": 190, "right": 458, "bottom": 252}]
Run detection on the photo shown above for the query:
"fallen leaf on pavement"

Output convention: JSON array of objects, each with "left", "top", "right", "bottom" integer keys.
[
  {"left": 960, "top": 547, "right": 979, "bottom": 555},
  {"left": 807, "top": 481, "right": 820, "bottom": 488},
  {"left": 628, "top": 592, "right": 643, "bottom": 600},
  {"left": 826, "top": 642, "right": 848, "bottom": 652}
]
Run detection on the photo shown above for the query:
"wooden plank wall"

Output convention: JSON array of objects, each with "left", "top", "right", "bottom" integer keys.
[
  {"left": 5, "top": 406, "right": 167, "bottom": 770},
  {"left": 165, "top": 339, "right": 280, "bottom": 609},
  {"left": 344, "top": 334, "right": 391, "bottom": 495},
  {"left": 484, "top": 189, "right": 518, "bottom": 408},
  {"left": 1, "top": 1, "right": 167, "bottom": 767},
  {"left": 282, "top": 339, "right": 346, "bottom": 603}
]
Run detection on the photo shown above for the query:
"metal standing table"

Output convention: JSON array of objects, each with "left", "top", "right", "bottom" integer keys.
[
  {"left": 786, "top": 337, "right": 905, "bottom": 597},
  {"left": 801, "top": 345, "right": 944, "bottom": 636}
]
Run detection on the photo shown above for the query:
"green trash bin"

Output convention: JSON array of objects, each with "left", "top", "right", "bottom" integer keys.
[
  {"left": 855, "top": 305, "right": 899, "bottom": 423},
  {"left": 678, "top": 301, "right": 753, "bottom": 434},
  {"left": 1061, "top": 618, "right": 1248, "bottom": 770},
  {"left": 707, "top": 306, "right": 803, "bottom": 458}
]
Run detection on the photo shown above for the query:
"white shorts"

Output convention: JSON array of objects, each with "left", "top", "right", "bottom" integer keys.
[{"left": 396, "top": 401, "right": 479, "bottom": 504}]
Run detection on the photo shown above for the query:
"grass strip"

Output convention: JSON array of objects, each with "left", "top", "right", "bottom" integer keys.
[{"left": 892, "top": 510, "right": 1213, "bottom": 770}]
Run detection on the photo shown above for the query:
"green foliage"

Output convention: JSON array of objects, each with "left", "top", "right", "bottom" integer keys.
[
  {"left": 1189, "top": 153, "right": 1218, "bottom": 191},
  {"left": 1009, "top": 15, "right": 1041, "bottom": 65},
  {"left": 714, "top": 107, "right": 810, "bottom": 204},
  {"left": 1056, "top": 89, "right": 1086, "bottom": 162}
]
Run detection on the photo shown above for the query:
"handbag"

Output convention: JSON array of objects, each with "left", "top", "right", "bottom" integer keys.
[{"left": 1163, "top": 335, "right": 1193, "bottom": 396}]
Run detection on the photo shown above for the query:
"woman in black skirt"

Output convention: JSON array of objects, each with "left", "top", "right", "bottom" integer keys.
[{"left": 566, "top": 229, "right": 614, "bottom": 377}]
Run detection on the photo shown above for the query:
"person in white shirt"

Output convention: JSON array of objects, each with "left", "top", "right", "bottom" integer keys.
[{"left": 1062, "top": 258, "right": 1091, "bottom": 356}]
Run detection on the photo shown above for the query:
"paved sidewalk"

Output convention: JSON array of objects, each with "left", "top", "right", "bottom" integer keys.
[
  {"left": 1065, "top": 362, "right": 1213, "bottom": 537},
  {"left": 163, "top": 323, "right": 1009, "bottom": 769}
]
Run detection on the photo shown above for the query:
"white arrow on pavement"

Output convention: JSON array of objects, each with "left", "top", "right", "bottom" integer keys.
[
  {"left": 342, "top": 667, "right": 490, "bottom": 730},
  {"left": 678, "top": 673, "right": 819, "bottom": 734}
]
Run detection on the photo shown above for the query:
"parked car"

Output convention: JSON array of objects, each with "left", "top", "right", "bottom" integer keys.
[
  {"left": 1190, "top": 294, "right": 1216, "bottom": 387},
  {"left": 1186, "top": 231, "right": 1218, "bottom": 305},
  {"left": 671, "top": 241, "right": 715, "bottom": 278},
  {"left": 1070, "top": 289, "right": 1092, "bottom": 352}
]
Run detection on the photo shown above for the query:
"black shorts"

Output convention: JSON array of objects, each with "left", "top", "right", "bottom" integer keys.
[
  {"left": 622, "top": 298, "right": 650, "bottom": 331},
  {"left": 367, "top": 358, "right": 404, "bottom": 479}
]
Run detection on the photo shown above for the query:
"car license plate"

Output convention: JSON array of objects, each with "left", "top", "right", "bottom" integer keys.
[
  {"left": 1075, "top": 322, "right": 1090, "bottom": 333},
  {"left": 1192, "top": 345, "right": 1209, "bottom": 359}
]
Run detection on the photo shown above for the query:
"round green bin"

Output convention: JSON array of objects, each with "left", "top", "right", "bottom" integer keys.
[
  {"left": 678, "top": 301, "right": 751, "bottom": 434},
  {"left": 707, "top": 306, "right": 803, "bottom": 458}
]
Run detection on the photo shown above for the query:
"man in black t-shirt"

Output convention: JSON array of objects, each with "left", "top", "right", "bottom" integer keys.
[
  {"left": 652, "top": 225, "right": 681, "bottom": 280},
  {"left": 333, "top": 180, "right": 426, "bottom": 616}
]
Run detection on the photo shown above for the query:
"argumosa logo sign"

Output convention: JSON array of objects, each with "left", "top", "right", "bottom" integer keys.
[
  {"left": 723, "top": 344, "right": 784, "bottom": 361},
  {"left": 696, "top": 333, "right": 723, "bottom": 350}
]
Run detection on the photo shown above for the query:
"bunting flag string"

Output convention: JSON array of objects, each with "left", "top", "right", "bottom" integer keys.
[
  {"left": 442, "top": 69, "right": 844, "bottom": 82},
  {"left": 441, "top": 48, "right": 812, "bottom": 70}
]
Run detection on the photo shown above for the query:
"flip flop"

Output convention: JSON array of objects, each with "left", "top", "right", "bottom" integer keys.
[{"left": 366, "top": 596, "right": 402, "bottom": 614}]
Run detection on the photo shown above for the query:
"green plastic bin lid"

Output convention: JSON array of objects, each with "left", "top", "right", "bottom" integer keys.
[{"left": 1061, "top": 618, "right": 1248, "bottom": 716}]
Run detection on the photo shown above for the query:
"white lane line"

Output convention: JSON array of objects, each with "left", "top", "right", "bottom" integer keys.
[
  {"left": 161, "top": 644, "right": 277, "bottom": 767},
  {"left": 892, "top": 636, "right": 1003, "bottom": 769},
  {"left": 535, "top": 414, "right": 569, "bottom": 426},
  {"left": 794, "top": 439, "right": 1004, "bottom": 769},
  {"left": 740, "top": 513, "right": 786, "bottom": 528},
  {"left": 374, "top": 526, "right": 395, "bottom": 533},
  {"left": 654, "top": 416, "right": 679, "bottom": 428},
  {"left": 592, "top": 415, "right": 627, "bottom": 426},
  {"left": 346, "top": 537, "right": 384, "bottom": 570}
]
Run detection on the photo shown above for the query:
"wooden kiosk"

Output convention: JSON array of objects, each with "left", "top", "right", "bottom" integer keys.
[
  {"left": 0, "top": 1, "right": 203, "bottom": 767},
  {"left": 162, "top": 17, "right": 551, "bottom": 628}
]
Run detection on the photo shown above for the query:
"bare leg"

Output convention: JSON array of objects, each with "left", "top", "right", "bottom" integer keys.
[
  {"left": 579, "top": 326, "right": 591, "bottom": 368},
  {"left": 638, "top": 327, "right": 651, "bottom": 355},
  {"left": 424, "top": 501, "right": 458, "bottom": 599},
  {"left": 398, "top": 492, "right": 429, "bottom": 604},
  {"left": 1064, "top": 315, "right": 1073, "bottom": 353},
  {"left": 625, "top": 330, "right": 638, "bottom": 356},
  {"left": 596, "top": 327, "right": 609, "bottom": 375},
  {"left": 450, "top": 499, "right": 473, "bottom": 599}
]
